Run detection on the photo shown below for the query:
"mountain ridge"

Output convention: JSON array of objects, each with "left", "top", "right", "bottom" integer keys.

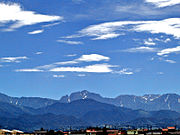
[
  {"left": 59, "top": 90, "right": 180, "bottom": 112},
  {"left": 0, "top": 91, "right": 180, "bottom": 112}
]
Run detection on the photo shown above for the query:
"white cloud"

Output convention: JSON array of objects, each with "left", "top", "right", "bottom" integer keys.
[
  {"left": 77, "top": 74, "right": 86, "bottom": 77},
  {"left": 114, "top": 68, "right": 134, "bottom": 75},
  {"left": 164, "top": 59, "right": 176, "bottom": 63},
  {"left": 35, "top": 52, "right": 43, "bottom": 55},
  {"left": 158, "top": 57, "right": 176, "bottom": 63},
  {"left": 0, "top": 56, "right": 28, "bottom": 63},
  {"left": 53, "top": 75, "right": 65, "bottom": 78},
  {"left": 37, "top": 54, "right": 110, "bottom": 70},
  {"left": 157, "top": 72, "right": 164, "bottom": 75},
  {"left": 123, "top": 46, "right": 158, "bottom": 53},
  {"left": 145, "top": 0, "right": 180, "bottom": 7},
  {"left": 57, "top": 40, "right": 83, "bottom": 45},
  {"left": 42, "top": 22, "right": 61, "bottom": 28},
  {"left": 92, "top": 33, "right": 122, "bottom": 40},
  {"left": 28, "top": 29, "right": 44, "bottom": 34},
  {"left": 164, "top": 38, "right": 171, "bottom": 43},
  {"left": 77, "top": 54, "right": 110, "bottom": 62},
  {"left": 144, "top": 38, "right": 156, "bottom": 46},
  {"left": 157, "top": 46, "right": 180, "bottom": 55},
  {"left": 65, "top": 54, "right": 77, "bottom": 57},
  {"left": 49, "top": 64, "right": 116, "bottom": 73},
  {"left": 0, "top": 2, "right": 63, "bottom": 31},
  {"left": 15, "top": 69, "right": 43, "bottom": 72},
  {"left": 64, "top": 18, "right": 180, "bottom": 40},
  {"left": 14, "top": 54, "right": 134, "bottom": 75},
  {"left": 134, "top": 18, "right": 180, "bottom": 39},
  {"left": 55, "top": 61, "right": 79, "bottom": 65}
]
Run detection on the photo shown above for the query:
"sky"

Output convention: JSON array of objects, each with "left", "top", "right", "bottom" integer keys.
[{"left": 0, "top": 0, "right": 180, "bottom": 99}]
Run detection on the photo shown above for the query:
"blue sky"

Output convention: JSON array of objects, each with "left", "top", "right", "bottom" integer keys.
[{"left": 0, "top": 0, "right": 180, "bottom": 99}]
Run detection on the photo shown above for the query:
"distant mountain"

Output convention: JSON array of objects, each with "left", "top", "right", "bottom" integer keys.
[
  {"left": 0, "top": 91, "right": 180, "bottom": 112},
  {"left": 59, "top": 90, "right": 180, "bottom": 112},
  {"left": 0, "top": 92, "right": 57, "bottom": 109},
  {"left": 37, "top": 99, "right": 180, "bottom": 126},
  {"left": 0, "top": 98, "right": 179, "bottom": 131}
]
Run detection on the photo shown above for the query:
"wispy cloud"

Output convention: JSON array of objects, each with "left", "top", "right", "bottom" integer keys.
[
  {"left": 145, "top": 0, "right": 180, "bottom": 7},
  {"left": 37, "top": 54, "right": 110, "bottom": 70},
  {"left": 65, "top": 54, "right": 77, "bottom": 57},
  {"left": 0, "top": 2, "right": 63, "bottom": 31},
  {"left": 76, "top": 54, "right": 110, "bottom": 62},
  {"left": 14, "top": 54, "right": 136, "bottom": 75},
  {"left": 123, "top": 46, "right": 158, "bottom": 53},
  {"left": 157, "top": 72, "right": 164, "bottom": 75},
  {"left": 92, "top": 33, "right": 123, "bottom": 40},
  {"left": 0, "top": 56, "right": 28, "bottom": 63},
  {"left": 164, "top": 59, "right": 176, "bottom": 63},
  {"left": 15, "top": 69, "right": 43, "bottom": 72},
  {"left": 57, "top": 40, "right": 83, "bottom": 45},
  {"left": 144, "top": 38, "right": 156, "bottom": 46},
  {"left": 35, "top": 52, "right": 43, "bottom": 55},
  {"left": 63, "top": 18, "right": 180, "bottom": 40},
  {"left": 16, "top": 63, "right": 117, "bottom": 73},
  {"left": 113, "top": 68, "right": 134, "bottom": 75},
  {"left": 49, "top": 63, "right": 116, "bottom": 73},
  {"left": 164, "top": 38, "right": 171, "bottom": 43},
  {"left": 15, "top": 54, "right": 111, "bottom": 73},
  {"left": 77, "top": 74, "right": 86, "bottom": 77},
  {"left": 28, "top": 29, "right": 44, "bottom": 35},
  {"left": 157, "top": 46, "right": 180, "bottom": 56},
  {"left": 115, "top": 4, "right": 163, "bottom": 16},
  {"left": 53, "top": 75, "right": 65, "bottom": 78},
  {"left": 42, "top": 22, "right": 61, "bottom": 28},
  {"left": 158, "top": 57, "right": 176, "bottom": 63}
]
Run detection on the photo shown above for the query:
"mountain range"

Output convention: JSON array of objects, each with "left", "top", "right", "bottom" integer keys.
[
  {"left": 0, "top": 91, "right": 180, "bottom": 131},
  {"left": 59, "top": 90, "right": 180, "bottom": 113},
  {"left": 1, "top": 90, "right": 179, "bottom": 112}
]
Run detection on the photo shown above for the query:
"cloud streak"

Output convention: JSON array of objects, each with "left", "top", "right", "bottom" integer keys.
[
  {"left": 15, "top": 69, "right": 43, "bottom": 72},
  {"left": 49, "top": 64, "right": 116, "bottom": 73},
  {"left": 145, "top": 0, "right": 180, "bottom": 7},
  {"left": 57, "top": 40, "right": 83, "bottom": 45},
  {"left": 0, "top": 2, "right": 63, "bottom": 31},
  {"left": 28, "top": 29, "right": 44, "bottom": 34},
  {"left": 63, "top": 18, "right": 180, "bottom": 40},
  {"left": 144, "top": 38, "right": 156, "bottom": 46},
  {"left": 157, "top": 46, "right": 180, "bottom": 56},
  {"left": 123, "top": 46, "right": 158, "bottom": 53},
  {"left": 37, "top": 54, "right": 110, "bottom": 70},
  {"left": 113, "top": 68, "right": 134, "bottom": 75},
  {"left": 53, "top": 75, "right": 65, "bottom": 78},
  {"left": 0, "top": 56, "right": 28, "bottom": 63}
]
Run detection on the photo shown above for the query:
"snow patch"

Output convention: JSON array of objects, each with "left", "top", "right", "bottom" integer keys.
[
  {"left": 68, "top": 98, "right": 71, "bottom": 103},
  {"left": 165, "top": 95, "right": 169, "bottom": 102}
]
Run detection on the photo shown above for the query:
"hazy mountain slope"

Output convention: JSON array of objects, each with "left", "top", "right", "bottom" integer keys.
[
  {"left": 0, "top": 113, "right": 88, "bottom": 132},
  {"left": 0, "top": 102, "right": 30, "bottom": 118},
  {"left": 38, "top": 99, "right": 132, "bottom": 118}
]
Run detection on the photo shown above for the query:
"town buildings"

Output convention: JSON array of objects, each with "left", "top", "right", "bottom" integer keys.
[{"left": 0, "top": 127, "right": 180, "bottom": 135}]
